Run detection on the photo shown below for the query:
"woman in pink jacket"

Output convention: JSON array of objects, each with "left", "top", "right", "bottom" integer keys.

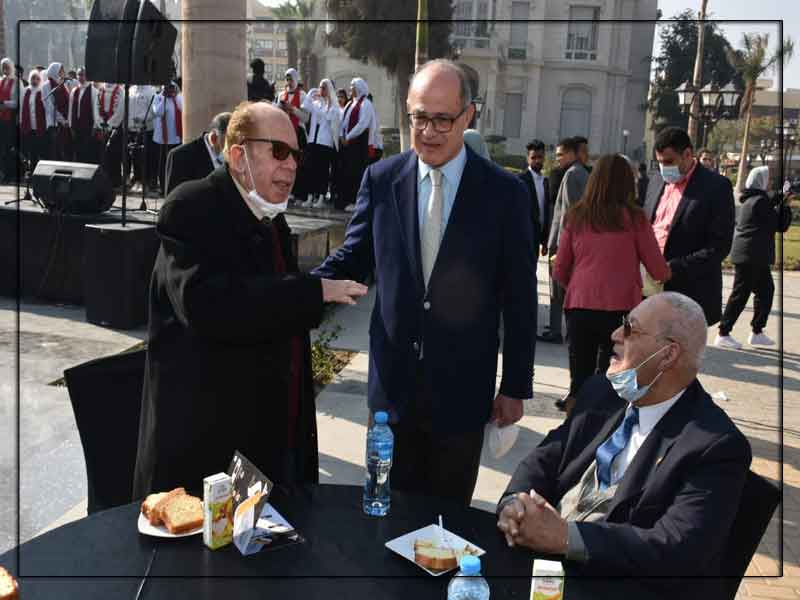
[{"left": 554, "top": 154, "right": 670, "bottom": 412}]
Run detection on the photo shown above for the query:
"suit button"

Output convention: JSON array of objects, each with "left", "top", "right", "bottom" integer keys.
[
  {"left": 423, "top": 301, "right": 431, "bottom": 311},
  {"left": 412, "top": 342, "right": 419, "bottom": 352}
]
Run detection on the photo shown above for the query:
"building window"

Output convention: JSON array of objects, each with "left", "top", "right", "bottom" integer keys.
[
  {"left": 559, "top": 88, "right": 592, "bottom": 140},
  {"left": 503, "top": 93, "right": 523, "bottom": 139},
  {"left": 453, "top": 1, "right": 473, "bottom": 38},
  {"left": 509, "top": 2, "right": 529, "bottom": 60},
  {"left": 565, "top": 6, "right": 599, "bottom": 60}
]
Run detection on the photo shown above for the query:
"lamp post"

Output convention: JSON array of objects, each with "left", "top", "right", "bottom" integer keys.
[
  {"left": 759, "top": 139, "right": 775, "bottom": 166},
  {"left": 622, "top": 129, "right": 629, "bottom": 155},
  {"left": 676, "top": 78, "right": 742, "bottom": 149}
]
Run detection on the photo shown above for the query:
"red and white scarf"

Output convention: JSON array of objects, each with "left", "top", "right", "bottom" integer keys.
[
  {"left": 99, "top": 85, "right": 120, "bottom": 124},
  {"left": 159, "top": 94, "right": 182, "bottom": 144},
  {"left": 21, "top": 87, "right": 45, "bottom": 135}
]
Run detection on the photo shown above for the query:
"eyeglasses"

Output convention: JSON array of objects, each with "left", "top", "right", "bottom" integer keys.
[
  {"left": 622, "top": 315, "right": 675, "bottom": 343},
  {"left": 408, "top": 106, "right": 469, "bottom": 133},
  {"left": 244, "top": 138, "right": 303, "bottom": 164}
]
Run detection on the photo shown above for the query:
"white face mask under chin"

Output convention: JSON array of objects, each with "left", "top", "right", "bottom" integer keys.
[{"left": 242, "top": 146, "right": 288, "bottom": 220}]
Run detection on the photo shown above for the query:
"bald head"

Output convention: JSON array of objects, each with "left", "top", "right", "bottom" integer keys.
[
  {"left": 224, "top": 101, "right": 295, "bottom": 162},
  {"left": 652, "top": 292, "right": 707, "bottom": 370},
  {"left": 409, "top": 59, "right": 472, "bottom": 110}
]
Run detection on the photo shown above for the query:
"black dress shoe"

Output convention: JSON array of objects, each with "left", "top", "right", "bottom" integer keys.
[{"left": 537, "top": 332, "right": 563, "bottom": 343}]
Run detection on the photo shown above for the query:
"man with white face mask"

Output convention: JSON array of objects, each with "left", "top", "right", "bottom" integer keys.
[
  {"left": 497, "top": 292, "right": 751, "bottom": 596},
  {"left": 133, "top": 101, "right": 368, "bottom": 498},
  {"left": 643, "top": 126, "right": 735, "bottom": 326}
]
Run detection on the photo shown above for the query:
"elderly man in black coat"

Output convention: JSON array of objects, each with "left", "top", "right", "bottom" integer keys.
[{"left": 133, "top": 102, "right": 367, "bottom": 497}]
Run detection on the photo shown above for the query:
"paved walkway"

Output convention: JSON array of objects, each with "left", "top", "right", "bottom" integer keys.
[{"left": 0, "top": 257, "right": 796, "bottom": 598}]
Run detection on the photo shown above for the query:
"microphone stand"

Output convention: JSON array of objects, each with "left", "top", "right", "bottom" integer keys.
[{"left": 137, "top": 93, "right": 156, "bottom": 213}]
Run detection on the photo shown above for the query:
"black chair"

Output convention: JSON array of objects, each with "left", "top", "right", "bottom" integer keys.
[
  {"left": 720, "top": 470, "right": 781, "bottom": 600},
  {"left": 64, "top": 347, "right": 146, "bottom": 514}
]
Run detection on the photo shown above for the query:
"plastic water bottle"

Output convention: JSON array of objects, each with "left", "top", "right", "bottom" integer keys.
[
  {"left": 447, "top": 556, "right": 490, "bottom": 600},
  {"left": 362, "top": 411, "right": 394, "bottom": 516}
]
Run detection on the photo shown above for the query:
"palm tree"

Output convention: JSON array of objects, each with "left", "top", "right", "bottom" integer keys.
[
  {"left": 728, "top": 33, "right": 794, "bottom": 192},
  {"left": 274, "top": 0, "right": 318, "bottom": 87}
]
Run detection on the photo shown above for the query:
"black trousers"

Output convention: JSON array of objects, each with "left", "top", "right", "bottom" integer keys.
[
  {"left": 303, "top": 143, "right": 336, "bottom": 196},
  {"left": 22, "top": 131, "right": 45, "bottom": 174},
  {"left": 72, "top": 127, "right": 100, "bottom": 165},
  {"left": 103, "top": 127, "right": 124, "bottom": 187},
  {"left": 335, "top": 131, "right": 369, "bottom": 209},
  {"left": 0, "top": 118, "right": 18, "bottom": 181},
  {"left": 388, "top": 366, "right": 485, "bottom": 507},
  {"left": 565, "top": 308, "right": 626, "bottom": 396},
  {"left": 719, "top": 263, "right": 775, "bottom": 335}
]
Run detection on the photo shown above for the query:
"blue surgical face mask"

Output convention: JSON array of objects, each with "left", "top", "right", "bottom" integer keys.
[
  {"left": 607, "top": 345, "right": 670, "bottom": 403},
  {"left": 659, "top": 164, "right": 682, "bottom": 184}
]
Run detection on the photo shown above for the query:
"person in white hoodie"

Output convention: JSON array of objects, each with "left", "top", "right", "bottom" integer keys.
[
  {"left": 0, "top": 58, "right": 19, "bottom": 181},
  {"left": 366, "top": 92, "right": 384, "bottom": 165},
  {"left": 337, "top": 77, "right": 373, "bottom": 211},
  {"left": 40, "top": 62, "right": 70, "bottom": 160},
  {"left": 299, "top": 78, "right": 340, "bottom": 209}
]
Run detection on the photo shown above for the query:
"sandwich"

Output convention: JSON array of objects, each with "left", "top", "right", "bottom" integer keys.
[
  {"left": 161, "top": 493, "right": 204, "bottom": 535},
  {"left": 141, "top": 487, "right": 185, "bottom": 526},
  {"left": 413, "top": 539, "right": 480, "bottom": 572},
  {"left": 0, "top": 567, "right": 18, "bottom": 600}
]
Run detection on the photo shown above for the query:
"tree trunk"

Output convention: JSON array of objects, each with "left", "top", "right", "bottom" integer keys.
[
  {"left": 735, "top": 84, "right": 755, "bottom": 193},
  {"left": 396, "top": 61, "right": 412, "bottom": 152}
]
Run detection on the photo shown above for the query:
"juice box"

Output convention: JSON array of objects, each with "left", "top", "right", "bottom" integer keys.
[
  {"left": 530, "top": 559, "right": 564, "bottom": 600},
  {"left": 203, "top": 472, "right": 233, "bottom": 550}
]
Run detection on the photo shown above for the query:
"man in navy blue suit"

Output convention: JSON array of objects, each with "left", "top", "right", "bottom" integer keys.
[
  {"left": 314, "top": 59, "right": 536, "bottom": 505},
  {"left": 497, "top": 292, "right": 750, "bottom": 597}
]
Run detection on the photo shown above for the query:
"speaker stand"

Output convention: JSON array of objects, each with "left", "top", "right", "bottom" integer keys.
[{"left": 5, "top": 158, "right": 44, "bottom": 208}]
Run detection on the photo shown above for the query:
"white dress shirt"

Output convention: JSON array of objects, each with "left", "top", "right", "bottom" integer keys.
[
  {"left": 128, "top": 85, "right": 157, "bottom": 131},
  {"left": 607, "top": 389, "right": 685, "bottom": 485},
  {"left": 98, "top": 85, "right": 123, "bottom": 128},
  {"left": 529, "top": 167, "right": 546, "bottom": 226},
  {"left": 369, "top": 106, "right": 383, "bottom": 149},
  {"left": 205, "top": 133, "right": 224, "bottom": 169},
  {"left": 152, "top": 92, "right": 183, "bottom": 145},
  {"left": 301, "top": 95, "right": 337, "bottom": 149}
]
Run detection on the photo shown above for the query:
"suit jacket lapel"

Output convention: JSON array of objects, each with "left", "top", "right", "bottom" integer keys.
[
  {"left": 559, "top": 403, "right": 627, "bottom": 495},
  {"left": 608, "top": 382, "right": 700, "bottom": 516},
  {"left": 392, "top": 152, "right": 424, "bottom": 293}
]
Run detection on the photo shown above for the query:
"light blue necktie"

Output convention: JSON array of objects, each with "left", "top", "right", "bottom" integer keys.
[{"left": 595, "top": 407, "right": 639, "bottom": 491}]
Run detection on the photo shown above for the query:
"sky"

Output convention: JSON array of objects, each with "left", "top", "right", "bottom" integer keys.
[
  {"left": 257, "top": 0, "right": 798, "bottom": 90},
  {"left": 656, "top": 0, "right": 798, "bottom": 91}
]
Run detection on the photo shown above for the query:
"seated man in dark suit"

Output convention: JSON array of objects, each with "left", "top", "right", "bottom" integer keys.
[
  {"left": 165, "top": 111, "right": 231, "bottom": 195},
  {"left": 497, "top": 292, "right": 751, "bottom": 596},
  {"left": 644, "top": 127, "right": 735, "bottom": 326}
]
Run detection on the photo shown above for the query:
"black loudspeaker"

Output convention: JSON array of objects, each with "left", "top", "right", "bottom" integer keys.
[
  {"left": 131, "top": 1, "right": 178, "bottom": 85},
  {"left": 83, "top": 223, "right": 160, "bottom": 329},
  {"left": 85, "top": 0, "right": 139, "bottom": 84},
  {"left": 31, "top": 161, "right": 115, "bottom": 215},
  {"left": 86, "top": 0, "right": 177, "bottom": 85}
]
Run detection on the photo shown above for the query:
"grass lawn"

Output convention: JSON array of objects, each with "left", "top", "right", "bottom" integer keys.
[{"left": 780, "top": 222, "right": 800, "bottom": 271}]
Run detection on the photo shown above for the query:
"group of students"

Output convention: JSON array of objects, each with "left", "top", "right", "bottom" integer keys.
[
  {"left": 266, "top": 67, "right": 384, "bottom": 212},
  {"left": 522, "top": 127, "right": 792, "bottom": 412},
  {"left": 0, "top": 56, "right": 184, "bottom": 195}
]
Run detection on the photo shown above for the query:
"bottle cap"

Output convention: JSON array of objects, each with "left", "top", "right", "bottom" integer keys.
[
  {"left": 459, "top": 555, "right": 481, "bottom": 575},
  {"left": 374, "top": 411, "right": 388, "bottom": 425}
]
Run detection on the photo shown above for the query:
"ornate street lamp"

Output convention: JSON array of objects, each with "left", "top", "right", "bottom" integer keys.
[{"left": 675, "top": 77, "right": 743, "bottom": 148}]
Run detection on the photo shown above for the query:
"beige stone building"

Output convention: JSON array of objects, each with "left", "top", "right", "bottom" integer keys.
[
  {"left": 312, "top": 0, "right": 657, "bottom": 157},
  {"left": 246, "top": 1, "right": 290, "bottom": 83}
]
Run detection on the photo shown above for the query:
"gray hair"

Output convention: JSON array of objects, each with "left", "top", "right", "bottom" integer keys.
[
  {"left": 655, "top": 292, "right": 707, "bottom": 370},
  {"left": 410, "top": 59, "right": 473, "bottom": 109},
  {"left": 209, "top": 112, "right": 231, "bottom": 138}
]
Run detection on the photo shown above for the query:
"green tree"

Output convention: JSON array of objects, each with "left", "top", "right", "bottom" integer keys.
[
  {"left": 727, "top": 33, "right": 794, "bottom": 191},
  {"left": 648, "top": 9, "right": 743, "bottom": 137},
  {"left": 274, "top": 0, "right": 318, "bottom": 87},
  {"left": 325, "top": 0, "right": 454, "bottom": 150}
]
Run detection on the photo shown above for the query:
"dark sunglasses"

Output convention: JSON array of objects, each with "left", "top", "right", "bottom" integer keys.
[
  {"left": 244, "top": 138, "right": 303, "bottom": 164},
  {"left": 622, "top": 315, "right": 675, "bottom": 343}
]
